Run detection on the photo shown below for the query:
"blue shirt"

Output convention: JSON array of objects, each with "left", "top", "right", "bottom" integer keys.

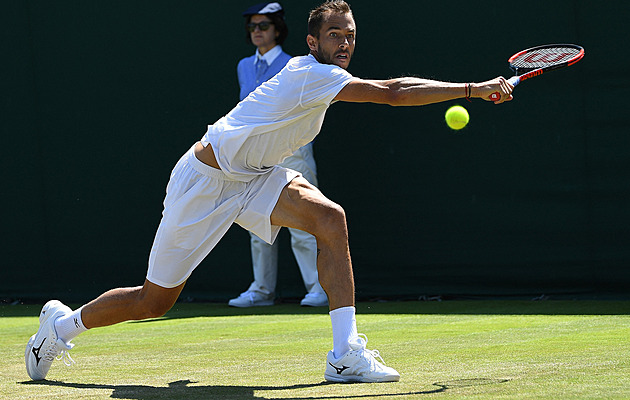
[{"left": 237, "top": 46, "right": 292, "bottom": 101}]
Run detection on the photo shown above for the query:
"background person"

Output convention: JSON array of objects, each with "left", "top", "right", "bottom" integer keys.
[{"left": 229, "top": 2, "right": 328, "bottom": 308}]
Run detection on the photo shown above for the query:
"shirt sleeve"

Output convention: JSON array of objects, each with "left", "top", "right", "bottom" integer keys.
[
  {"left": 237, "top": 59, "right": 248, "bottom": 101},
  {"left": 298, "top": 63, "right": 357, "bottom": 108}
]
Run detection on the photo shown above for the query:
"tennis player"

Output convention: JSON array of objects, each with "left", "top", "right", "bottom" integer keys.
[{"left": 25, "top": 0, "right": 512, "bottom": 384}]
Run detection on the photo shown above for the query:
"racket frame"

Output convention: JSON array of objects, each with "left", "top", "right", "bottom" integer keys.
[
  {"left": 490, "top": 43, "right": 584, "bottom": 100},
  {"left": 508, "top": 43, "right": 585, "bottom": 86}
]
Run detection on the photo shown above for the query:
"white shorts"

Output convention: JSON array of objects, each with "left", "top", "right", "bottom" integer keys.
[{"left": 146, "top": 145, "right": 301, "bottom": 288}]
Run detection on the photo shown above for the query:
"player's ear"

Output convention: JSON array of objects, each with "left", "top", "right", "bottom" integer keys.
[{"left": 306, "top": 35, "right": 318, "bottom": 51}]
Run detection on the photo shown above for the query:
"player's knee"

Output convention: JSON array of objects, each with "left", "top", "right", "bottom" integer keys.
[
  {"left": 139, "top": 302, "right": 172, "bottom": 319},
  {"left": 313, "top": 202, "right": 348, "bottom": 242},
  {"left": 135, "top": 295, "right": 174, "bottom": 319}
]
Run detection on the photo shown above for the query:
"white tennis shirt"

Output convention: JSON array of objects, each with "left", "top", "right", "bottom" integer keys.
[{"left": 201, "top": 54, "right": 357, "bottom": 181}]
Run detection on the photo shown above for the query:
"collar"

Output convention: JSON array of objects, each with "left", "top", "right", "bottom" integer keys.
[{"left": 254, "top": 45, "right": 283, "bottom": 66}]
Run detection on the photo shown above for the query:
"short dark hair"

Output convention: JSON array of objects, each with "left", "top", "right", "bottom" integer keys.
[
  {"left": 308, "top": 0, "right": 353, "bottom": 38},
  {"left": 245, "top": 12, "right": 289, "bottom": 46}
]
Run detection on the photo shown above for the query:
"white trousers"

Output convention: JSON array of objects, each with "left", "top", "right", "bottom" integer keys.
[
  {"left": 246, "top": 143, "right": 324, "bottom": 297},
  {"left": 247, "top": 227, "right": 323, "bottom": 296}
]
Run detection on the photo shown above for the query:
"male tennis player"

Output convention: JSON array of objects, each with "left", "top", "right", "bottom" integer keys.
[{"left": 25, "top": 0, "right": 512, "bottom": 384}]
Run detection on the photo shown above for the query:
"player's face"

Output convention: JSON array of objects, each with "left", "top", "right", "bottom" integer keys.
[
  {"left": 249, "top": 14, "right": 278, "bottom": 54},
  {"left": 308, "top": 12, "right": 356, "bottom": 69}
]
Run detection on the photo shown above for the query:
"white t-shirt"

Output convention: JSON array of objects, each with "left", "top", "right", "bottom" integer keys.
[{"left": 201, "top": 54, "right": 357, "bottom": 181}]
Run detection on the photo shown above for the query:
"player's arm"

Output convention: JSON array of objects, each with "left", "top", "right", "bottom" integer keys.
[{"left": 334, "top": 77, "right": 513, "bottom": 105}]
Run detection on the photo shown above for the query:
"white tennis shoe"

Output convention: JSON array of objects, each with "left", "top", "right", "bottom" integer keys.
[
  {"left": 25, "top": 300, "right": 75, "bottom": 380},
  {"left": 300, "top": 292, "right": 328, "bottom": 307},
  {"left": 325, "top": 334, "right": 400, "bottom": 383},
  {"left": 228, "top": 290, "right": 274, "bottom": 307}
]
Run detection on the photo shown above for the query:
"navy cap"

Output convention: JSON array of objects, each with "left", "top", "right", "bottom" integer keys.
[{"left": 242, "top": 2, "right": 283, "bottom": 17}]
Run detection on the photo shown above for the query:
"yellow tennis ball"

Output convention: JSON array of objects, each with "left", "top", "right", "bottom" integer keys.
[{"left": 445, "top": 105, "right": 469, "bottom": 130}]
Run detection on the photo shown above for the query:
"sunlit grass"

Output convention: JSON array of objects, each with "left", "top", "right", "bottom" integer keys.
[{"left": 1, "top": 301, "right": 628, "bottom": 399}]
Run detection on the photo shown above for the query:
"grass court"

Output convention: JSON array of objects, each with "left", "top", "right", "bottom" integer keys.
[{"left": 2, "top": 300, "right": 629, "bottom": 399}]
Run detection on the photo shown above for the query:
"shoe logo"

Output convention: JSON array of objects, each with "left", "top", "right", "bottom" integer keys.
[
  {"left": 32, "top": 337, "right": 46, "bottom": 365},
  {"left": 329, "top": 362, "right": 350, "bottom": 375},
  {"left": 74, "top": 318, "right": 80, "bottom": 328}
]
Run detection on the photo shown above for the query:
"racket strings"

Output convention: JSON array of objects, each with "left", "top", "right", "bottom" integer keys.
[{"left": 511, "top": 46, "right": 581, "bottom": 70}]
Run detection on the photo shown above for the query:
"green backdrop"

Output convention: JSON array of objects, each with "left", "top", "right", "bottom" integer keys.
[{"left": 2, "top": 0, "right": 629, "bottom": 302}]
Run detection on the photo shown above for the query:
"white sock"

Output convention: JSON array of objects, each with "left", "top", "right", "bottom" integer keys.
[
  {"left": 329, "top": 306, "right": 358, "bottom": 358},
  {"left": 54, "top": 306, "right": 88, "bottom": 343}
]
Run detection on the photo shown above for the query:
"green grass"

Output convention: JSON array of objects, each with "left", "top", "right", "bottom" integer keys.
[{"left": 1, "top": 301, "right": 629, "bottom": 399}]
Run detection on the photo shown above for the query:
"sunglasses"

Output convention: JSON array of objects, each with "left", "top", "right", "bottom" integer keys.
[{"left": 247, "top": 21, "right": 273, "bottom": 32}]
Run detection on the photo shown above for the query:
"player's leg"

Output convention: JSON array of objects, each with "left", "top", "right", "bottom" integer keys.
[
  {"left": 269, "top": 176, "right": 356, "bottom": 355},
  {"left": 270, "top": 176, "right": 353, "bottom": 310},
  {"left": 80, "top": 279, "right": 185, "bottom": 328},
  {"left": 270, "top": 176, "right": 399, "bottom": 383},
  {"left": 25, "top": 144, "right": 243, "bottom": 381},
  {"left": 238, "top": 170, "right": 356, "bottom": 354},
  {"left": 25, "top": 280, "right": 185, "bottom": 381}
]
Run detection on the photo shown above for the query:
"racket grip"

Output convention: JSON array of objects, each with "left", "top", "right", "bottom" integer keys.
[
  {"left": 507, "top": 75, "right": 520, "bottom": 87},
  {"left": 489, "top": 76, "right": 520, "bottom": 101}
]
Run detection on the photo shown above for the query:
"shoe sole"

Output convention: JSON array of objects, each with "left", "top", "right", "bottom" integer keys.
[
  {"left": 24, "top": 335, "right": 37, "bottom": 377},
  {"left": 324, "top": 373, "right": 400, "bottom": 383}
]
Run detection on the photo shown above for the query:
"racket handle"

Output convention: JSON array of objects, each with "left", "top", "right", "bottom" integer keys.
[
  {"left": 489, "top": 76, "right": 520, "bottom": 101},
  {"left": 507, "top": 75, "right": 520, "bottom": 86}
]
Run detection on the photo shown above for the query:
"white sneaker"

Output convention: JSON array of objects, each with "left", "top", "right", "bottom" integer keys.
[
  {"left": 228, "top": 291, "right": 274, "bottom": 307},
  {"left": 325, "top": 334, "right": 400, "bottom": 383},
  {"left": 300, "top": 292, "right": 328, "bottom": 307},
  {"left": 25, "top": 300, "right": 75, "bottom": 380}
]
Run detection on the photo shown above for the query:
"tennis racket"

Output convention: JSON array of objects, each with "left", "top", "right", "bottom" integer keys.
[{"left": 490, "top": 44, "right": 585, "bottom": 101}]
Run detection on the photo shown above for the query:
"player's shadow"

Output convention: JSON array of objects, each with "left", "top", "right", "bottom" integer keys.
[{"left": 22, "top": 378, "right": 509, "bottom": 399}]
